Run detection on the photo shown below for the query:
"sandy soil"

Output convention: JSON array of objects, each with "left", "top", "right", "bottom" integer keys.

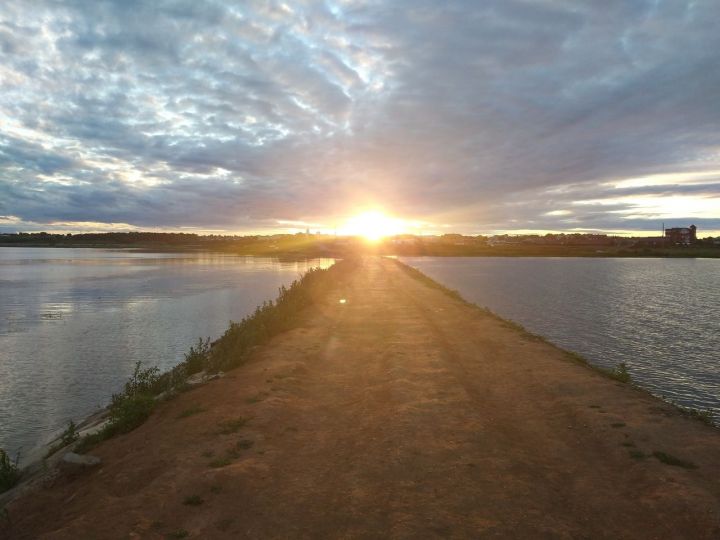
[{"left": 3, "top": 257, "right": 720, "bottom": 539}]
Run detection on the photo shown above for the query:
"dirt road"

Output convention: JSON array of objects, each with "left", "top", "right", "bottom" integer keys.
[{"left": 4, "top": 257, "right": 720, "bottom": 539}]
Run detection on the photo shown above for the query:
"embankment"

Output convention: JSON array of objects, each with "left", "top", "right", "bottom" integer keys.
[{"left": 2, "top": 256, "right": 720, "bottom": 539}]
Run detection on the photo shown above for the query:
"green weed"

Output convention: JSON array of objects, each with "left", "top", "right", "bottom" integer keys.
[
  {"left": 217, "top": 417, "right": 248, "bottom": 435},
  {"left": 177, "top": 405, "right": 205, "bottom": 419},
  {"left": 182, "top": 495, "right": 204, "bottom": 506},
  {"left": 0, "top": 448, "right": 20, "bottom": 494},
  {"left": 652, "top": 451, "right": 697, "bottom": 469}
]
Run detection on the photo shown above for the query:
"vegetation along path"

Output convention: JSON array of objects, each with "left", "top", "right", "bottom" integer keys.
[{"left": 4, "top": 257, "right": 720, "bottom": 539}]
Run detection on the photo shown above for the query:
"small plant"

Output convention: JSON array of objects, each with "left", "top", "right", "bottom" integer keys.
[
  {"left": 236, "top": 439, "right": 254, "bottom": 450},
  {"left": 208, "top": 457, "right": 232, "bottom": 468},
  {"left": 245, "top": 392, "right": 268, "bottom": 404},
  {"left": 45, "top": 420, "right": 81, "bottom": 458},
  {"left": 61, "top": 420, "right": 80, "bottom": 445},
  {"left": 605, "top": 362, "right": 631, "bottom": 383},
  {"left": 628, "top": 450, "right": 646, "bottom": 460},
  {"left": 652, "top": 451, "right": 697, "bottom": 469},
  {"left": 177, "top": 405, "right": 205, "bottom": 419},
  {"left": 183, "top": 494, "right": 204, "bottom": 506},
  {"left": 166, "top": 529, "right": 189, "bottom": 539},
  {"left": 678, "top": 406, "right": 715, "bottom": 426},
  {"left": 217, "top": 417, "right": 248, "bottom": 435},
  {"left": 611, "top": 422, "right": 626, "bottom": 428},
  {"left": 210, "top": 485, "right": 222, "bottom": 494},
  {"left": 216, "top": 517, "right": 234, "bottom": 531},
  {"left": 0, "top": 448, "right": 21, "bottom": 494},
  {"left": 184, "top": 337, "right": 211, "bottom": 375}
]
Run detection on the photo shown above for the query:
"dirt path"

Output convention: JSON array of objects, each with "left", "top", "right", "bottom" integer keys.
[{"left": 4, "top": 257, "right": 720, "bottom": 539}]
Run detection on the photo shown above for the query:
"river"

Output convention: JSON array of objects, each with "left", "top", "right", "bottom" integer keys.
[{"left": 0, "top": 248, "right": 334, "bottom": 460}]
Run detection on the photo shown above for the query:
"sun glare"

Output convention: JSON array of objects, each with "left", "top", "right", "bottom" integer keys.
[{"left": 341, "top": 210, "right": 406, "bottom": 242}]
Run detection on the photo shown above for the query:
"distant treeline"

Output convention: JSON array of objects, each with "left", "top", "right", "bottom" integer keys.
[{"left": 1, "top": 231, "right": 718, "bottom": 258}]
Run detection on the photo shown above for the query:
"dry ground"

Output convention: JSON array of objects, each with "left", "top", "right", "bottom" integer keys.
[{"left": 3, "top": 257, "right": 720, "bottom": 539}]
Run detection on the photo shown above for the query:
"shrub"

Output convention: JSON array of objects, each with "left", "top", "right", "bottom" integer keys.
[
  {"left": 0, "top": 448, "right": 20, "bottom": 494},
  {"left": 184, "top": 337, "right": 211, "bottom": 375}
]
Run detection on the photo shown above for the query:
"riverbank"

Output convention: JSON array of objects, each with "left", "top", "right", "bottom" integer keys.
[{"left": 3, "top": 257, "right": 720, "bottom": 538}]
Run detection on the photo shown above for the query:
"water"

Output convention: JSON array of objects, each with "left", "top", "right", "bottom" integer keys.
[
  {"left": 401, "top": 257, "right": 720, "bottom": 416},
  {"left": 0, "top": 248, "right": 334, "bottom": 460}
]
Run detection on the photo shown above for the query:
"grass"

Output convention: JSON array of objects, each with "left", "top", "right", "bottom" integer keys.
[
  {"left": 604, "top": 362, "right": 631, "bottom": 383},
  {"left": 71, "top": 260, "right": 356, "bottom": 454},
  {"left": 182, "top": 494, "right": 204, "bottom": 506},
  {"left": 677, "top": 406, "right": 715, "bottom": 426},
  {"left": 611, "top": 422, "right": 626, "bottom": 428},
  {"left": 0, "top": 448, "right": 21, "bottom": 494},
  {"left": 652, "top": 451, "right": 698, "bottom": 469},
  {"left": 236, "top": 438, "right": 254, "bottom": 450},
  {"left": 217, "top": 417, "right": 248, "bottom": 435},
  {"left": 629, "top": 450, "right": 647, "bottom": 460},
  {"left": 208, "top": 457, "right": 232, "bottom": 469},
  {"left": 177, "top": 405, "right": 205, "bottom": 419},
  {"left": 45, "top": 420, "right": 80, "bottom": 458},
  {"left": 166, "top": 530, "right": 189, "bottom": 539}
]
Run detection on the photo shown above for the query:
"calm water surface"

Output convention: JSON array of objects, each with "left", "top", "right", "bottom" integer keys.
[
  {"left": 0, "top": 248, "right": 334, "bottom": 460},
  {"left": 402, "top": 257, "right": 720, "bottom": 417}
]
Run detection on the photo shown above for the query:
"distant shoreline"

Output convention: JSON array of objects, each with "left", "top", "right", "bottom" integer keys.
[{"left": 2, "top": 241, "right": 719, "bottom": 258}]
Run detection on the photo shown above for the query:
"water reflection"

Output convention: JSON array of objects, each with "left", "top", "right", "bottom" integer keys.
[{"left": 0, "top": 248, "right": 334, "bottom": 460}]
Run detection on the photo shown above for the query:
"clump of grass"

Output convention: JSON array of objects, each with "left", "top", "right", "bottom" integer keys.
[
  {"left": 621, "top": 441, "right": 635, "bottom": 448},
  {"left": 166, "top": 529, "right": 189, "bottom": 539},
  {"left": 217, "top": 417, "right": 248, "bottom": 435},
  {"left": 76, "top": 362, "right": 159, "bottom": 453},
  {"left": 652, "top": 451, "right": 697, "bottom": 469},
  {"left": 605, "top": 362, "right": 631, "bottom": 383},
  {"left": 183, "top": 494, "right": 204, "bottom": 506},
  {"left": 210, "top": 485, "right": 222, "bottom": 494},
  {"left": 629, "top": 450, "right": 646, "bottom": 460},
  {"left": 236, "top": 439, "right": 254, "bottom": 450},
  {"left": 245, "top": 392, "right": 268, "bottom": 404},
  {"left": 588, "top": 404, "right": 601, "bottom": 409},
  {"left": 216, "top": 518, "right": 234, "bottom": 531},
  {"left": 677, "top": 406, "right": 715, "bottom": 426},
  {"left": 208, "top": 457, "right": 232, "bottom": 469},
  {"left": 45, "top": 420, "right": 80, "bottom": 457},
  {"left": 177, "top": 405, "right": 205, "bottom": 419},
  {"left": 0, "top": 448, "right": 21, "bottom": 494},
  {"left": 611, "top": 422, "right": 626, "bottom": 428}
]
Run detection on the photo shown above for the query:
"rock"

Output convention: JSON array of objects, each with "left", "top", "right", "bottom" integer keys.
[
  {"left": 62, "top": 452, "right": 101, "bottom": 467},
  {"left": 187, "top": 371, "right": 224, "bottom": 386}
]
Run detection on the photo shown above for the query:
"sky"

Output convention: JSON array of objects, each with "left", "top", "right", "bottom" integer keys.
[{"left": 1, "top": 0, "right": 719, "bottom": 237}]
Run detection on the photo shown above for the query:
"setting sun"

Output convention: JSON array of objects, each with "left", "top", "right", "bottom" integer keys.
[{"left": 341, "top": 210, "right": 406, "bottom": 242}]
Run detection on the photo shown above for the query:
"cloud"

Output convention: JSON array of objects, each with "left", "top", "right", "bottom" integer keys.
[{"left": 1, "top": 0, "right": 719, "bottom": 235}]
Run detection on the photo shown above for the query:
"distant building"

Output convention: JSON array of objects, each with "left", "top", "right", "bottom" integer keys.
[{"left": 665, "top": 225, "right": 697, "bottom": 245}]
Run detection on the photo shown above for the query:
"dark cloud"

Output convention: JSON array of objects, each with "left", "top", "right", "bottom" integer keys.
[{"left": 1, "top": 0, "right": 718, "bottom": 234}]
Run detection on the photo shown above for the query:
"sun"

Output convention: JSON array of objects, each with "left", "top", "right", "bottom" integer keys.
[{"left": 341, "top": 210, "right": 406, "bottom": 242}]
